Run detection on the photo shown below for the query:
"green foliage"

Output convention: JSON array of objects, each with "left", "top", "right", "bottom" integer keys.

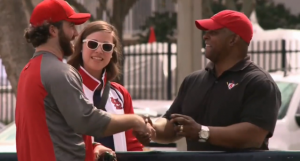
[
  {"left": 256, "top": 0, "right": 300, "bottom": 29},
  {"left": 203, "top": 0, "right": 300, "bottom": 30},
  {"left": 211, "top": 0, "right": 227, "bottom": 13},
  {"left": 135, "top": 12, "right": 177, "bottom": 43},
  {"left": 136, "top": 0, "right": 300, "bottom": 43}
]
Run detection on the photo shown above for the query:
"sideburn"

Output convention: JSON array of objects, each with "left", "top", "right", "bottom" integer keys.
[{"left": 59, "top": 29, "right": 74, "bottom": 57}]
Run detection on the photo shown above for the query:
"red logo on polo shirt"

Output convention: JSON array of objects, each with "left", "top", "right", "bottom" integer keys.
[
  {"left": 110, "top": 97, "right": 122, "bottom": 109},
  {"left": 227, "top": 81, "right": 238, "bottom": 90}
]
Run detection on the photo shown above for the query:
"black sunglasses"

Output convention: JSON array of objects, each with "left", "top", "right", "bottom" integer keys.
[{"left": 82, "top": 39, "right": 115, "bottom": 53}]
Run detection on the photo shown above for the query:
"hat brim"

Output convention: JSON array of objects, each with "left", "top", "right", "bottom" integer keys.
[
  {"left": 67, "top": 13, "right": 91, "bottom": 25},
  {"left": 195, "top": 19, "right": 223, "bottom": 31}
]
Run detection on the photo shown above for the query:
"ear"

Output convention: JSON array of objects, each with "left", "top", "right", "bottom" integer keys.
[
  {"left": 49, "top": 25, "right": 59, "bottom": 37},
  {"left": 229, "top": 34, "right": 239, "bottom": 46}
]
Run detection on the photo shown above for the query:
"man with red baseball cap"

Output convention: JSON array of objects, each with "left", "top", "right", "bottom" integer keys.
[
  {"left": 195, "top": 10, "right": 253, "bottom": 44},
  {"left": 16, "top": 0, "right": 152, "bottom": 161},
  {"left": 142, "top": 10, "right": 281, "bottom": 151}
]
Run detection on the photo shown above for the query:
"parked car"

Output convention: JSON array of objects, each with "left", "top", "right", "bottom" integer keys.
[
  {"left": 0, "top": 122, "right": 5, "bottom": 133},
  {"left": 0, "top": 122, "right": 15, "bottom": 152},
  {"left": 268, "top": 71, "right": 300, "bottom": 151}
]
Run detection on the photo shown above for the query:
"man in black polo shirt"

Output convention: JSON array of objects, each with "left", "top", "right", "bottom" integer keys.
[{"left": 140, "top": 10, "right": 281, "bottom": 151}]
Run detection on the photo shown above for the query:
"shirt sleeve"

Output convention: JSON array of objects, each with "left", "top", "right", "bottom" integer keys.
[
  {"left": 240, "top": 79, "right": 281, "bottom": 137},
  {"left": 163, "top": 76, "right": 188, "bottom": 120},
  {"left": 46, "top": 67, "right": 111, "bottom": 137}
]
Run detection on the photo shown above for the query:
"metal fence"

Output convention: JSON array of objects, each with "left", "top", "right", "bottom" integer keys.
[
  {"left": 0, "top": 62, "right": 14, "bottom": 124},
  {"left": 123, "top": 42, "right": 177, "bottom": 100},
  {"left": 1, "top": 39, "right": 300, "bottom": 124}
]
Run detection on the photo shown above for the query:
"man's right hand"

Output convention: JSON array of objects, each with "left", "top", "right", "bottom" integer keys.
[{"left": 132, "top": 116, "right": 156, "bottom": 145}]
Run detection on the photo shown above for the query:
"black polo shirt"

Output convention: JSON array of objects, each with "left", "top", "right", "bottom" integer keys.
[{"left": 164, "top": 56, "right": 281, "bottom": 151}]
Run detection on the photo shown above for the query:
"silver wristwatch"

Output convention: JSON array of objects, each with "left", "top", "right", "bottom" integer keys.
[{"left": 198, "top": 126, "right": 210, "bottom": 142}]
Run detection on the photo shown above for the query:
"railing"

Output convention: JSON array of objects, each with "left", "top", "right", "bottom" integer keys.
[
  {"left": 1, "top": 151, "right": 300, "bottom": 161},
  {"left": 0, "top": 86, "right": 14, "bottom": 125},
  {"left": 123, "top": 42, "right": 177, "bottom": 100}
]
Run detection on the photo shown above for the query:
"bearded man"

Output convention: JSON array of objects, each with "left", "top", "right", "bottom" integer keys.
[{"left": 15, "top": 1, "right": 152, "bottom": 161}]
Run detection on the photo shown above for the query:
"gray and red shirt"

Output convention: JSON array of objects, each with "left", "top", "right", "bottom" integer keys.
[{"left": 15, "top": 51, "right": 111, "bottom": 161}]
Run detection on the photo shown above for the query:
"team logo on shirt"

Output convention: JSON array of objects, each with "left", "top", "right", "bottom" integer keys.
[
  {"left": 227, "top": 81, "right": 238, "bottom": 90},
  {"left": 110, "top": 97, "right": 122, "bottom": 109}
]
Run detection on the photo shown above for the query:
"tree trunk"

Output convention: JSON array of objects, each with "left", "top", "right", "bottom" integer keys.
[
  {"left": 66, "top": 0, "right": 96, "bottom": 21},
  {"left": 96, "top": 0, "right": 109, "bottom": 19},
  {"left": 240, "top": 0, "right": 256, "bottom": 17},
  {"left": 225, "top": 0, "right": 237, "bottom": 11},
  {"left": 24, "top": 0, "right": 34, "bottom": 14},
  {"left": 202, "top": 0, "right": 214, "bottom": 19},
  {"left": 110, "top": 0, "right": 138, "bottom": 85},
  {"left": 0, "top": 0, "right": 35, "bottom": 95}
]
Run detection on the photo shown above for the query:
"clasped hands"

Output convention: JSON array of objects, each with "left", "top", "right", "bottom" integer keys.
[
  {"left": 133, "top": 114, "right": 202, "bottom": 145},
  {"left": 132, "top": 115, "right": 156, "bottom": 145}
]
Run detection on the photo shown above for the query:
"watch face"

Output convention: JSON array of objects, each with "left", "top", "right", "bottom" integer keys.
[{"left": 200, "top": 131, "right": 209, "bottom": 139}]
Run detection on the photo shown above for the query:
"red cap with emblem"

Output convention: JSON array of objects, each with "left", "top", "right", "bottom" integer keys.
[
  {"left": 30, "top": 0, "right": 91, "bottom": 27},
  {"left": 195, "top": 10, "right": 253, "bottom": 44}
]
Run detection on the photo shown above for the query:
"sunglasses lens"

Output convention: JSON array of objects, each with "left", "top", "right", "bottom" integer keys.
[
  {"left": 87, "top": 41, "right": 98, "bottom": 49},
  {"left": 102, "top": 44, "right": 113, "bottom": 52}
]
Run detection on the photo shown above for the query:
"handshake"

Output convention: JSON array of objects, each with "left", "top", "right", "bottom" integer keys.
[
  {"left": 131, "top": 115, "right": 156, "bottom": 146},
  {"left": 131, "top": 113, "right": 203, "bottom": 145}
]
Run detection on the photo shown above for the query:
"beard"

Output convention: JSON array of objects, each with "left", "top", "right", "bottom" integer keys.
[{"left": 58, "top": 29, "right": 74, "bottom": 57}]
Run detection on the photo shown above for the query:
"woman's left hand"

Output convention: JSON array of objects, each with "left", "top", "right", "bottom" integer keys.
[{"left": 94, "top": 144, "right": 116, "bottom": 161}]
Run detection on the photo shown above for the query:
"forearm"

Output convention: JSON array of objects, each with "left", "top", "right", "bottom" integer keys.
[
  {"left": 102, "top": 114, "right": 143, "bottom": 137},
  {"left": 152, "top": 118, "right": 181, "bottom": 144},
  {"left": 208, "top": 122, "right": 266, "bottom": 149}
]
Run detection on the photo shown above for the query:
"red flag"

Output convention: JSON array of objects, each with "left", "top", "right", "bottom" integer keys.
[{"left": 148, "top": 27, "right": 156, "bottom": 43}]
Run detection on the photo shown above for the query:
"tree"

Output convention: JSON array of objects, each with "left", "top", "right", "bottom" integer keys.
[
  {"left": 0, "top": 0, "right": 138, "bottom": 95},
  {"left": 202, "top": 0, "right": 256, "bottom": 18},
  {"left": 134, "top": 0, "right": 256, "bottom": 44},
  {"left": 256, "top": 0, "right": 300, "bottom": 29},
  {"left": 203, "top": 0, "right": 300, "bottom": 29},
  {"left": 135, "top": 12, "right": 177, "bottom": 43},
  {"left": 0, "top": 0, "right": 34, "bottom": 95}
]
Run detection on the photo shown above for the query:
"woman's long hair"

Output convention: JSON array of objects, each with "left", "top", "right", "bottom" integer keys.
[{"left": 68, "top": 20, "right": 122, "bottom": 81}]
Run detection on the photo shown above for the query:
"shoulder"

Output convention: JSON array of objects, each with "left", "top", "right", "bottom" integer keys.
[
  {"left": 181, "top": 69, "right": 207, "bottom": 85},
  {"left": 245, "top": 63, "right": 276, "bottom": 85},
  {"left": 110, "top": 82, "right": 130, "bottom": 96},
  {"left": 244, "top": 64, "right": 280, "bottom": 93},
  {"left": 110, "top": 82, "right": 132, "bottom": 102},
  {"left": 44, "top": 61, "right": 81, "bottom": 86},
  {"left": 187, "top": 69, "right": 207, "bottom": 79}
]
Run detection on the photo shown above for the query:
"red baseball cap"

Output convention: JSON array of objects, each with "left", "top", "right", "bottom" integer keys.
[
  {"left": 195, "top": 10, "right": 253, "bottom": 44},
  {"left": 30, "top": 0, "right": 91, "bottom": 27}
]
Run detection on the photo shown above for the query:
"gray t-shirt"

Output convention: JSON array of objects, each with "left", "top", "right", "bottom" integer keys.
[{"left": 15, "top": 51, "right": 111, "bottom": 161}]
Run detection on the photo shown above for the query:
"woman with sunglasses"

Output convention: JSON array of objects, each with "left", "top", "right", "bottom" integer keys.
[{"left": 68, "top": 21, "right": 144, "bottom": 160}]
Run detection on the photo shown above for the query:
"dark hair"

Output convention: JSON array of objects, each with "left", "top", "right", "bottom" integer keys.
[
  {"left": 24, "top": 21, "right": 63, "bottom": 47},
  {"left": 68, "top": 20, "right": 122, "bottom": 81}
]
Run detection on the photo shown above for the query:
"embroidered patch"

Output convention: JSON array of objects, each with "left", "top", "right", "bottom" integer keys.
[
  {"left": 110, "top": 97, "right": 122, "bottom": 109},
  {"left": 226, "top": 81, "right": 238, "bottom": 90}
]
